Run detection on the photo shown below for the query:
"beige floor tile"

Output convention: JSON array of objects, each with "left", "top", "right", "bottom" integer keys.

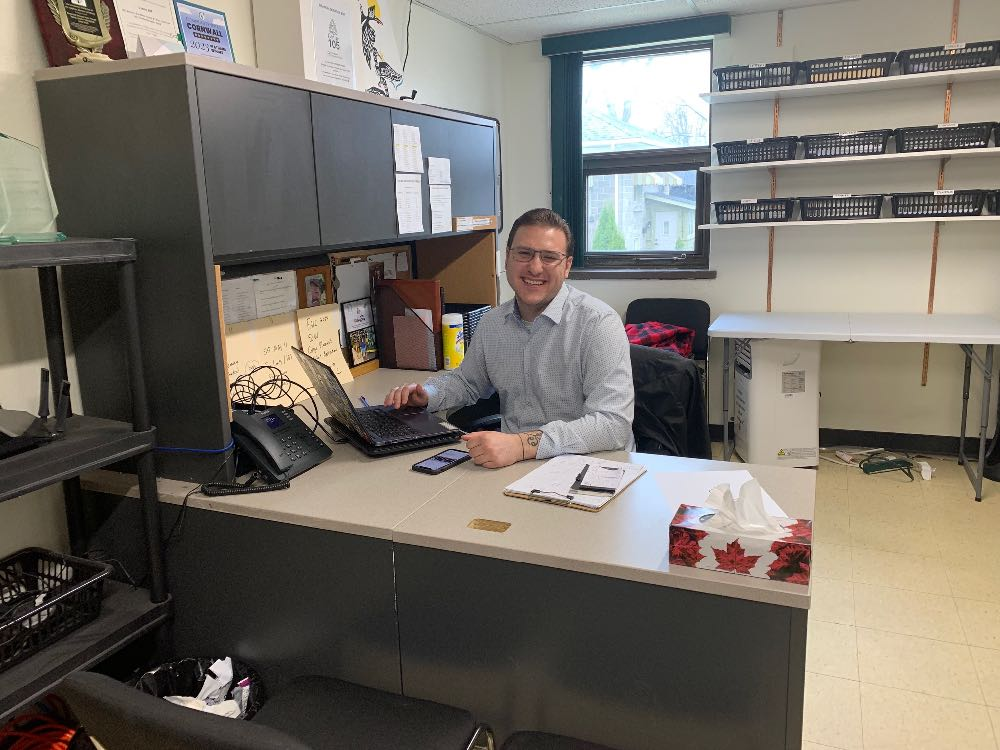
[
  {"left": 802, "top": 743, "right": 843, "bottom": 750},
  {"left": 945, "top": 560, "right": 1000, "bottom": 604},
  {"left": 860, "top": 683, "right": 997, "bottom": 750},
  {"left": 803, "top": 672, "right": 862, "bottom": 750},
  {"left": 853, "top": 583, "right": 964, "bottom": 643},
  {"left": 807, "top": 620, "right": 858, "bottom": 680},
  {"left": 814, "top": 493, "right": 852, "bottom": 547},
  {"left": 849, "top": 490, "right": 927, "bottom": 518},
  {"left": 848, "top": 470, "right": 926, "bottom": 500},
  {"left": 856, "top": 628, "right": 983, "bottom": 703},
  {"left": 971, "top": 647, "right": 1000, "bottom": 708},
  {"left": 958, "top": 599, "right": 1000, "bottom": 650},
  {"left": 816, "top": 466, "right": 849, "bottom": 492},
  {"left": 812, "top": 542, "right": 852, "bottom": 581},
  {"left": 848, "top": 511, "right": 936, "bottom": 556},
  {"left": 851, "top": 547, "right": 950, "bottom": 596},
  {"left": 991, "top": 707, "right": 1000, "bottom": 747},
  {"left": 811, "top": 577, "right": 855, "bottom": 626}
]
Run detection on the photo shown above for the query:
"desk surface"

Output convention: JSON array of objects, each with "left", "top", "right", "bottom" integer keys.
[
  {"left": 85, "top": 368, "right": 815, "bottom": 608},
  {"left": 709, "top": 312, "right": 1000, "bottom": 345}
]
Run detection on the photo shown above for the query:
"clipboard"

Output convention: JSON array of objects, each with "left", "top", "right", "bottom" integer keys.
[{"left": 503, "top": 455, "right": 646, "bottom": 512}]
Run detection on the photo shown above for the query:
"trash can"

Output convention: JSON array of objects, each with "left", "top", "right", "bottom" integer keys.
[{"left": 133, "top": 657, "right": 267, "bottom": 719}]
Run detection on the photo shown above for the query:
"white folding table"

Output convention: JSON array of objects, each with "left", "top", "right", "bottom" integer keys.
[{"left": 709, "top": 312, "right": 1000, "bottom": 500}]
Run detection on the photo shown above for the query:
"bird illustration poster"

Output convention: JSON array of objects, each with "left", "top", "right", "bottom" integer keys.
[
  {"left": 357, "top": 0, "right": 404, "bottom": 97},
  {"left": 311, "top": 0, "right": 356, "bottom": 88}
]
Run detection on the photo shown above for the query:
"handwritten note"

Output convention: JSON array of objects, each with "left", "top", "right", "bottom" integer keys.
[
  {"left": 224, "top": 313, "right": 309, "bottom": 404},
  {"left": 296, "top": 304, "right": 353, "bottom": 383}
]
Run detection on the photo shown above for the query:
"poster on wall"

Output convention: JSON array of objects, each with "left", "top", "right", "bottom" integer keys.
[
  {"left": 311, "top": 0, "right": 356, "bottom": 88},
  {"left": 356, "top": 0, "right": 403, "bottom": 97},
  {"left": 173, "top": 0, "right": 234, "bottom": 62},
  {"left": 115, "top": 0, "right": 180, "bottom": 57}
]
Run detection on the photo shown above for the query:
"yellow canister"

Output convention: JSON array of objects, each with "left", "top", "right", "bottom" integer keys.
[{"left": 442, "top": 313, "right": 465, "bottom": 370}]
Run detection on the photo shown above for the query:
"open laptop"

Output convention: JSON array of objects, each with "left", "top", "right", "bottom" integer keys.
[{"left": 292, "top": 347, "right": 461, "bottom": 457}]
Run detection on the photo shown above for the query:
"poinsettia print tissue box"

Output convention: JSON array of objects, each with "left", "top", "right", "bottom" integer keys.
[{"left": 668, "top": 504, "right": 812, "bottom": 585}]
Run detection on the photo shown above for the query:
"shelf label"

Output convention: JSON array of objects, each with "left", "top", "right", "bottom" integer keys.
[
  {"left": 749, "top": 62, "right": 767, "bottom": 69},
  {"left": 746, "top": 138, "right": 764, "bottom": 143},
  {"left": 944, "top": 42, "right": 967, "bottom": 51},
  {"left": 837, "top": 131, "right": 860, "bottom": 137},
  {"left": 740, "top": 198, "right": 759, "bottom": 204},
  {"left": 935, "top": 189, "right": 955, "bottom": 196},
  {"left": 841, "top": 54, "right": 863, "bottom": 61},
  {"left": 936, "top": 122, "right": 960, "bottom": 128},
  {"left": 832, "top": 194, "right": 853, "bottom": 198}
]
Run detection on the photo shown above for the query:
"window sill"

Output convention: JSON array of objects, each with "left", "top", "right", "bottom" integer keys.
[{"left": 570, "top": 268, "right": 717, "bottom": 280}]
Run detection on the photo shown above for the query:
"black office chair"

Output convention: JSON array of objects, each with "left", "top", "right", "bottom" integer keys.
[
  {"left": 624, "top": 298, "right": 711, "bottom": 409},
  {"left": 447, "top": 392, "right": 502, "bottom": 433},
  {"left": 57, "top": 671, "right": 492, "bottom": 750},
  {"left": 502, "top": 731, "right": 619, "bottom": 750}
]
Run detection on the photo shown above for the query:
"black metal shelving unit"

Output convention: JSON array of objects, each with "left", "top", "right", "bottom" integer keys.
[{"left": 0, "top": 238, "right": 169, "bottom": 719}]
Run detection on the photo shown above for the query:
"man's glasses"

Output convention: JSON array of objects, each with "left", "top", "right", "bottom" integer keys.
[{"left": 509, "top": 247, "right": 569, "bottom": 266}]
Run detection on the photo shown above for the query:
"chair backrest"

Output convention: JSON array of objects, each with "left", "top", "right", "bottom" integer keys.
[
  {"left": 624, "top": 298, "right": 711, "bottom": 360},
  {"left": 56, "top": 672, "right": 311, "bottom": 750}
]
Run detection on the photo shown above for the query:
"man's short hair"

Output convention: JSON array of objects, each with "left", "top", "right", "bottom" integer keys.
[{"left": 506, "top": 208, "right": 573, "bottom": 256}]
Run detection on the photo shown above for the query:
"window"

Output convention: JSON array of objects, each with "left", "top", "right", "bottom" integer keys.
[{"left": 581, "top": 43, "right": 712, "bottom": 269}]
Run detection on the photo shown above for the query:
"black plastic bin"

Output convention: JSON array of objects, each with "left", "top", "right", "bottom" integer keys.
[
  {"left": 987, "top": 190, "right": 999, "bottom": 215},
  {"left": 714, "top": 62, "right": 800, "bottom": 91},
  {"left": 895, "top": 122, "right": 996, "bottom": 153},
  {"left": 0, "top": 548, "right": 111, "bottom": 673},
  {"left": 800, "top": 194, "right": 884, "bottom": 221},
  {"left": 897, "top": 40, "right": 1000, "bottom": 74},
  {"left": 802, "top": 129, "right": 893, "bottom": 159},
  {"left": 134, "top": 657, "right": 267, "bottom": 720},
  {"left": 714, "top": 198, "right": 796, "bottom": 224},
  {"left": 800, "top": 52, "right": 896, "bottom": 83},
  {"left": 713, "top": 137, "right": 799, "bottom": 165},
  {"left": 891, "top": 190, "right": 987, "bottom": 218},
  {"left": 443, "top": 302, "right": 492, "bottom": 353}
]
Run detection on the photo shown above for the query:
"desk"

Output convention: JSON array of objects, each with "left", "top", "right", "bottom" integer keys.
[
  {"left": 710, "top": 312, "right": 1000, "bottom": 499},
  {"left": 85, "top": 368, "right": 814, "bottom": 749}
]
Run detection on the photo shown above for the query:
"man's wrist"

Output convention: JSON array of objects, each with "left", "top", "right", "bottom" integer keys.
[{"left": 518, "top": 430, "right": 543, "bottom": 461}]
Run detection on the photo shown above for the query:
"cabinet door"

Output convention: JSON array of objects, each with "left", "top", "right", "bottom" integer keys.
[
  {"left": 313, "top": 94, "right": 397, "bottom": 246},
  {"left": 390, "top": 110, "right": 497, "bottom": 234},
  {"left": 195, "top": 70, "right": 320, "bottom": 256}
]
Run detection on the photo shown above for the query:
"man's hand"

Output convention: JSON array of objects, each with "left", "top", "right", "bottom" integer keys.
[
  {"left": 384, "top": 383, "right": 429, "bottom": 409},
  {"left": 462, "top": 431, "right": 524, "bottom": 469}
]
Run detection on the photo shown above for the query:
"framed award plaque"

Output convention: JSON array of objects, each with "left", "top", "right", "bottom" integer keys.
[{"left": 33, "top": 0, "right": 128, "bottom": 66}]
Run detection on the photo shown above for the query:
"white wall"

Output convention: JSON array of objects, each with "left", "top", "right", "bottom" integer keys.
[{"left": 499, "top": 0, "right": 1000, "bottom": 437}]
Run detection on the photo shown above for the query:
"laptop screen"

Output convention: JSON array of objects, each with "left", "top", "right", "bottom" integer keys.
[{"left": 292, "top": 347, "right": 370, "bottom": 439}]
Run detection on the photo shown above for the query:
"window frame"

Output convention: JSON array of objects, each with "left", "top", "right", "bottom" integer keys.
[{"left": 580, "top": 40, "right": 713, "bottom": 270}]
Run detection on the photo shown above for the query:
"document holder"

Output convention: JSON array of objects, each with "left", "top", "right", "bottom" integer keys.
[{"left": 374, "top": 280, "right": 443, "bottom": 370}]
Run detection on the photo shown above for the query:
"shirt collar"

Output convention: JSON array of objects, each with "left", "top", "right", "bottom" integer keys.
[{"left": 505, "top": 284, "right": 571, "bottom": 325}]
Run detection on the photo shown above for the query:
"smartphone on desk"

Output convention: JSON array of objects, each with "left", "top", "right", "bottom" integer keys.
[{"left": 412, "top": 448, "right": 472, "bottom": 475}]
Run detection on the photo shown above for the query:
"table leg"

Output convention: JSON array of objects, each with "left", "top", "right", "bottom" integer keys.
[
  {"left": 975, "top": 345, "right": 994, "bottom": 502},
  {"left": 959, "top": 346, "right": 972, "bottom": 469},
  {"left": 722, "top": 337, "right": 732, "bottom": 460}
]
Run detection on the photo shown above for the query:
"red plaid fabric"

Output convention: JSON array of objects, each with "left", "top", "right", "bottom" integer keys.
[{"left": 625, "top": 321, "right": 695, "bottom": 358}]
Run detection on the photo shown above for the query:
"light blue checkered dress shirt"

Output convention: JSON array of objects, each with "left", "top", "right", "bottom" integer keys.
[{"left": 424, "top": 284, "right": 635, "bottom": 458}]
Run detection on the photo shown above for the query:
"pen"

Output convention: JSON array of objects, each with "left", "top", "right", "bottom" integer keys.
[
  {"left": 359, "top": 396, "right": 371, "bottom": 408},
  {"left": 572, "top": 463, "right": 590, "bottom": 490}
]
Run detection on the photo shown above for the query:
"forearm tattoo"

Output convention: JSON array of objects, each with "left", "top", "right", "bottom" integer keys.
[{"left": 525, "top": 431, "right": 542, "bottom": 448}]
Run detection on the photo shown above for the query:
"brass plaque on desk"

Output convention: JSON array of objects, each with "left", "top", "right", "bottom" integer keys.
[{"left": 468, "top": 518, "right": 510, "bottom": 533}]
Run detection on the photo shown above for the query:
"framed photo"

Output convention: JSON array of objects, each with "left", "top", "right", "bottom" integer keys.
[
  {"left": 296, "top": 265, "right": 332, "bottom": 308},
  {"left": 173, "top": 0, "right": 234, "bottom": 62},
  {"left": 342, "top": 297, "right": 377, "bottom": 366}
]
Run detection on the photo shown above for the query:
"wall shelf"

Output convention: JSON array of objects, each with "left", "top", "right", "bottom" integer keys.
[
  {"left": 702, "top": 147, "right": 1000, "bottom": 173},
  {"left": 701, "top": 65, "right": 1000, "bottom": 104},
  {"left": 700, "top": 215, "right": 1000, "bottom": 229}
]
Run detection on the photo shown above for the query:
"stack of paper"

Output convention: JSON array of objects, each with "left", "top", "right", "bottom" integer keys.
[{"left": 504, "top": 455, "right": 645, "bottom": 512}]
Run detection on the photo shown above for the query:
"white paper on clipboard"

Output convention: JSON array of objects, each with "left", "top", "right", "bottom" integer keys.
[{"left": 334, "top": 260, "right": 371, "bottom": 302}]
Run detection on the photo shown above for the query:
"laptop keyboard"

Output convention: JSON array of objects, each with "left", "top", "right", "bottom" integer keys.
[{"left": 359, "top": 409, "right": 421, "bottom": 440}]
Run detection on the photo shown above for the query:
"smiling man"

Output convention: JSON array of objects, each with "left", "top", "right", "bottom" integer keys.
[{"left": 385, "top": 208, "right": 634, "bottom": 468}]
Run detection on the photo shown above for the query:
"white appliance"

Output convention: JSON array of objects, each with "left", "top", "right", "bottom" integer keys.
[{"left": 734, "top": 338, "right": 821, "bottom": 467}]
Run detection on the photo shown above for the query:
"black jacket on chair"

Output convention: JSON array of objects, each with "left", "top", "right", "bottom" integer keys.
[{"left": 630, "top": 344, "right": 711, "bottom": 459}]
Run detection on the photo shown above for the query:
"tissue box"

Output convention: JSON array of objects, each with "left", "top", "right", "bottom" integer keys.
[{"left": 668, "top": 504, "right": 812, "bottom": 585}]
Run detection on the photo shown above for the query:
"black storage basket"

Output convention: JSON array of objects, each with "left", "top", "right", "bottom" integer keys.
[
  {"left": 444, "top": 303, "right": 492, "bottom": 352},
  {"left": 0, "top": 548, "right": 111, "bottom": 673},
  {"left": 987, "top": 190, "right": 999, "bottom": 215},
  {"left": 895, "top": 122, "right": 996, "bottom": 152},
  {"left": 714, "top": 62, "right": 800, "bottom": 91},
  {"left": 897, "top": 40, "right": 1000, "bottom": 74},
  {"left": 802, "top": 129, "right": 893, "bottom": 159},
  {"left": 713, "top": 137, "right": 799, "bottom": 165},
  {"left": 800, "top": 194, "right": 884, "bottom": 221},
  {"left": 891, "top": 190, "right": 986, "bottom": 218},
  {"left": 714, "top": 198, "right": 795, "bottom": 224},
  {"left": 800, "top": 52, "right": 896, "bottom": 83}
]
